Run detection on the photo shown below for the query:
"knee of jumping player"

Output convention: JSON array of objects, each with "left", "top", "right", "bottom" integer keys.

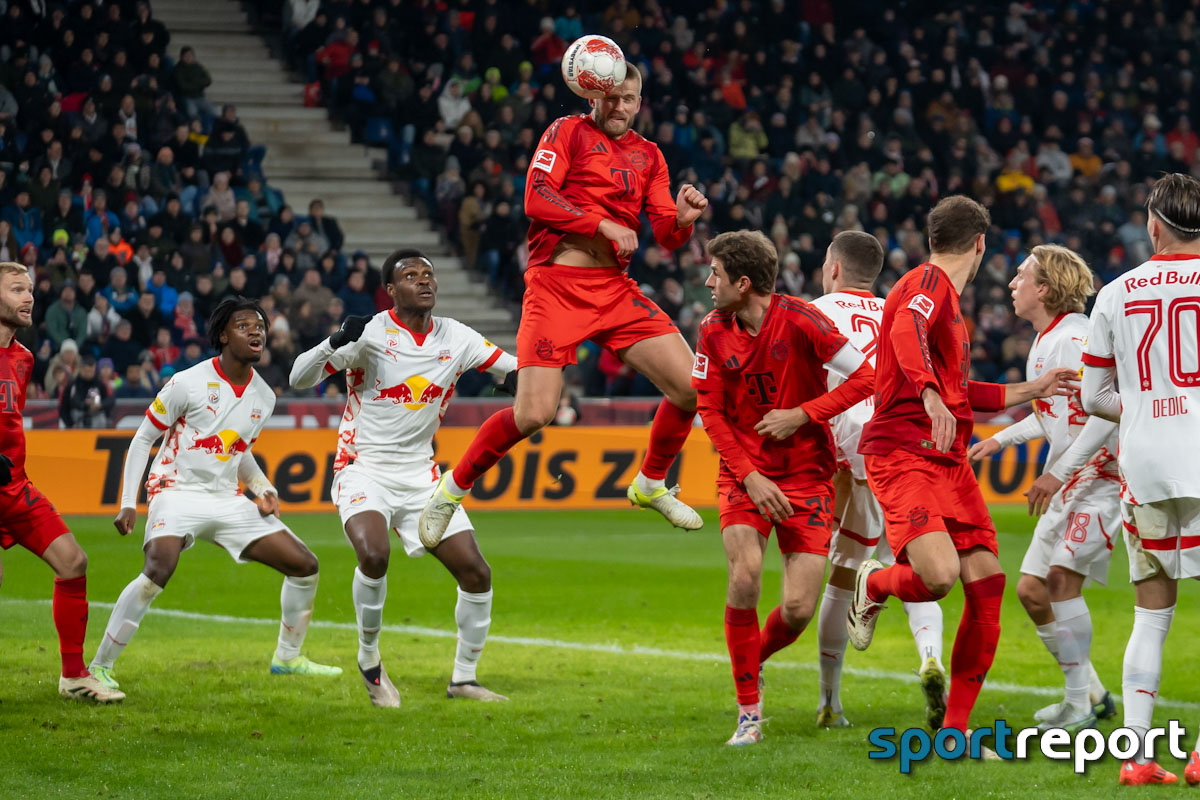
[
  {"left": 664, "top": 384, "right": 697, "bottom": 414},
  {"left": 780, "top": 596, "right": 816, "bottom": 630},
  {"left": 457, "top": 558, "right": 492, "bottom": 594},
  {"left": 916, "top": 561, "right": 959, "bottom": 598},
  {"left": 513, "top": 396, "right": 556, "bottom": 433}
]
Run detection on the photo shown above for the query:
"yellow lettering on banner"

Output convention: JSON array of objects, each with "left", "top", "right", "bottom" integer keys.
[{"left": 22, "top": 424, "right": 1047, "bottom": 514}]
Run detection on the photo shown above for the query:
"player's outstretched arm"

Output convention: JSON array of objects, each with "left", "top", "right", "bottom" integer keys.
[
  {"left": 289, "top": 315, "right": 370, "bottom": 389},
  {"left": 115, "top": 415, "right": 164, "bottom": 535},
  {"left": 644, "top": 148, "right": 703, "bottom": 250},
  {"left": 1080, "top": 363, "right": 1121, "bottom": 422},
  {"left": 995, "top": 367, "right": 1079, "bottom": 408},
  {"left": 967, "top": 413, "right": 1042, "bottom": 461}
]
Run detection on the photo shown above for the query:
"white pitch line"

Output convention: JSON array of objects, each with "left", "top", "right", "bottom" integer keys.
[{"left": 6, "top": 597, "right": 1200, "bottom": 712}]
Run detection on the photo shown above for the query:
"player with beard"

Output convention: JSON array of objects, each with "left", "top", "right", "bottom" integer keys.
[
  {"left": 290, "top": 249, "right": 517, "bottom": 707},
  {"left": 846, "top": 197, "right": 1077, "bottom": 739},
  {"left": 419, "top": 65, "right": 709, "bottom": 548},
  {"left": 0, "top": 261, "right": 123, "bottom": 703},
  {"left": 89, "top": 296, "right": 341, "bottom": 691}
]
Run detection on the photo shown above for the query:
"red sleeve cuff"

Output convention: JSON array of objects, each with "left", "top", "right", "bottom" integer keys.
[
  {"left": 476, "top": 349, "right": 502, "bottom": 372},
  {"left": 145, "top": 410, "right": 168, "bottom": 430},
  {"left": 1082, "top": 352, "right": 1116, "bottom": 367},
  {"left": 967, "top": 381, "right": 1006, "bottom": 412},
  {"left": 323, "top": 362, "right": 337, "bottom": 375}
]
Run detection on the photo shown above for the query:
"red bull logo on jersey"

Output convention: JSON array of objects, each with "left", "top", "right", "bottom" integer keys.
[
  {"left": 438, "top": 349, "right": 452, "bottom": 363},
  {"left": 1033, "top": 397, "right": 1057, "bottom": 419},
  {"left": 188, "top": 429, "right": 250, "bottom": 462},
  {"left": 373, "top": 376, "right": 446, "bottom": 410}
]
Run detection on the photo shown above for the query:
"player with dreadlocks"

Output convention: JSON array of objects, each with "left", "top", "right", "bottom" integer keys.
[{"left": 89, "top": 296, "right": 341, "bottom": 692}]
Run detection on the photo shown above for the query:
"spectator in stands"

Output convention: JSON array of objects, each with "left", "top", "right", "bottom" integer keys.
[
  {"left": 101, "top": 319, "right": 143, "bottom": 373},
  {"left": 239, "top": 176, "right": 282, "bottom": 223},
  {"left": 84, "top": 189, "right": 120, "bottom": 245},
  {"left": 149, "top": 327, "right": 179, "bottom": 372},
  {"left": 87, "top": 292, "right": 122, "bottom": 343},
  {"left": 3, "top": 190, "right": 44, "bottom": 250},
  {"left": 202, "top": 171, "right": 237, "bottom": 221},
  {"left": 306, "top": 199, "right": 343, "bottom": 253},
  {"left": 174, "top": 46, "right": 216, "bottom": 125},
  {"left": 60, "top": 355, "right": 113, "bottom": 429},
  {"left": 125, "top": 290, "right": 164, "bottom": 347},
  {"left": 171, "top": 291, "right": 203, "bottom": 345},
  {"left": 102, "top": 266, "right": 137, "bottom": 314},
  {"left": 114, "top": 361, "right": 155, "bottom": 399},
  {"left": 292, "top": 267, "right": 334, "bottom": 318},
  {"left": 46, "top": 283, "right": 88, "bottom": 347}
]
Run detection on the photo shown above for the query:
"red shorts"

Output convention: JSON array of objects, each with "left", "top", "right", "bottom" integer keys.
[
  {"left": 0, "top": 481, "right": 70, "bottom": 557},
  {"left": 864, "top": 450, "right": 997, "bottom": 562},
  {"left": 718, "top": 480, "right": 834, "bottom": 555},
  {"left": 517, "top": 265, "right": 680, "bottom": 368}
]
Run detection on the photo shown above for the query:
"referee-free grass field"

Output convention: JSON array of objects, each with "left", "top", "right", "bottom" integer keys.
[{"left": 2, "top": 508, "right": 1198, "bottom": 799}]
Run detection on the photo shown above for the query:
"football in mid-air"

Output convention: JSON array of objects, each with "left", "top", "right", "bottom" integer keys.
[{"left": 561, "top": 35, "right": 627, "bottom": 99}]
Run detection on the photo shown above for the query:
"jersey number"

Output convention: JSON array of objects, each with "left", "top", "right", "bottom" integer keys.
[
  {"left": 849, "top": 314, "right": 880, "bottom": 361},
  {"left": 1065, "top": 511, "right": 1090, "bottom": 543},
  {"left": 1124, "top": 297, "right": 1200, "bottom": 390}
]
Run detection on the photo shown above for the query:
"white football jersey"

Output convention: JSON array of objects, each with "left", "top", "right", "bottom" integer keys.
[
  {"left": 144, "top": 357, "right": 276, "bottom": 499},
  {"left": 1086, "top": 254, "right": 1200, "bottom": 503},
  {"left": 293, "top": 310, "right": 507, "bottom": 475},
  {"left": 810, "top": 289, "right": 883, "bottom": 479},
  {"left": 1025, "top": 313, "right": 1119, "bottom": 497}
]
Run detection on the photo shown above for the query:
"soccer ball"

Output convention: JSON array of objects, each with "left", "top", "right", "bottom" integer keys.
[{"left": 561, "top": 35, "right": 628, "bottom": 99}]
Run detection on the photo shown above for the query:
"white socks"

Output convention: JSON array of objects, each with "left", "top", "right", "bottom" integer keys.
[
  {"left": 816, "top": 584, "right": 852, "bottom": 712},
  {"left": 636, "top": 470, "right": 665, "bottom": 494},
  {"left": 352, "top": 567, "right": 387, "bottom": 670},
  {"left": 1051, "top": 597, "right": 1093, "bottom": 713},
  {"left": 445, "top": 468, "right": 470, "bottom": 498},
  {"left": 92, "top": 573, "right": 163, "bottom": 669},
  {"left": 1035, "top": 621, "right": 1060, "bottom": 661},
  {"left": 452, "top": 588, "right": 493, "bottom": 684},
  {"left": 903, "top": 600, "right": 944, "bottom": 669},
  {"left": 275, "top": 573, "right": 319, "bottom": 662},
  {"left": 1124, "top": 604, "right": 1175, "bottom": 761}
]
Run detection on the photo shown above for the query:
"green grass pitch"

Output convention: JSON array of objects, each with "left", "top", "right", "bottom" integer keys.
[{"left": 2, "top": 507, "right": 1197, "bottom": 798}]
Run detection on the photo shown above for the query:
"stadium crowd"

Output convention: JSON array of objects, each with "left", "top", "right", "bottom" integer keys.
[
  {"left": 3, "top": 0, "right": 1195, "bottom": 416},
  {"left": 0, "top": 0, "right": 388, "bottom": 424},
  {"left": 274, "top": 0, "right": 1192, "bottom": 394}
]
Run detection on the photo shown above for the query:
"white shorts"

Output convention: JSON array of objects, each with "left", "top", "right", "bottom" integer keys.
[
  {"left": 332, "top": 463, "right": 473, "bottom": 558},
  {"left": 1123, "top": 497, "right": 1200, "bottom": 581},
  {"left": 145, "top": 490, "right": 290, "bottom": 563},
  {"left": 1019, "top": 492, "right": 1119, "bottom": 586},
  {"left": 829, "top": 470, "right": 896, "bottom": 570}
]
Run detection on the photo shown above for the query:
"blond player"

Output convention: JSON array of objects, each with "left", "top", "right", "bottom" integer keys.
[
  {"left": 1082, "top": 174, "right": 1200, "bottom": 786},
  {"left": 969, "top": 245, "right": 1118, "bottom": 733},
  {"left": 89, "top": 297, "right": 340, "bottom": 691},
  {"left": 811, "top": 231, "right": 946, "bottom": 729},
  {"left": 290, "top": 249, "right": 516, "bottom": 707}
]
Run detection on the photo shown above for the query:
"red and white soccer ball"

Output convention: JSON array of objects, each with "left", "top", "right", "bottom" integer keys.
[{"left": 561, "top": 35, "right": 628, "bottom": 99}]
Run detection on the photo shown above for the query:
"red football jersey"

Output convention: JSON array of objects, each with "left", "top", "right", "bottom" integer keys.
[
  {"left": 692, "top": 294, "right": 850, "bottom": 487},
  {"left": 0, "top": 337, "right": 33, "bottom": 503},
  {"left": 524, "top": 114, "right": 692, "bottom": 270},
  {"left": 859, "top": 263, "right": 1004, "bottom": 462}
]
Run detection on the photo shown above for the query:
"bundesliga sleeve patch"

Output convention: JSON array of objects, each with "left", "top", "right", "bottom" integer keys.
[
  {"left": 692, "top": 353, "right": 709, "bottom": 380},
  {"left": 152, "top": 397, "right": 166, "bottom": 415},
  {"left": 532, "top": 149, "right": 557, "bottom": 173},
  {"left": 907, "top": 293, "right": 935, "bottom": 319}
]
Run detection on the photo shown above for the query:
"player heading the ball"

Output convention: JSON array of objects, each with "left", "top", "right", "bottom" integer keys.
[
  {"left": 419, "top": 63, "right": 709, "bottom": 548},
  {"left": 90, "top": 296, "right": 341, "bottom": 692}
]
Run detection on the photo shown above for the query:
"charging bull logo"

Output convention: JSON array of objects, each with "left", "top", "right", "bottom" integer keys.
[
  {"left": 373, "top": 376, "right": 445, "bottom": 410},
  {"left": 188, "top": 429, "right": 249, "bottom": 462},
  {"left": 1033, "top": 397, "right": 1057, "bottom": 419}
]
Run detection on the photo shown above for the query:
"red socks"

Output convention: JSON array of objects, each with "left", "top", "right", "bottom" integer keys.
[
  {"left": 640, "top": 399, "right": 694, "bottom": 480},
  {"left": 759, "top": 606, "right": 804, "bottom": 664},
  {"left": 53, "top": 576, "right": 89, "bottom": 678},
  {"left": 724, "top": 606, "right": 760, "bottom": 706},
  {"left": 943, "top": 573, "right": 1006, "bottom": 731},
  {"left": 453, "top": 407, "right": 526, "bottom": 488},
  {"left": 866, "top": 563, "right": 945, "bottom": 604}
]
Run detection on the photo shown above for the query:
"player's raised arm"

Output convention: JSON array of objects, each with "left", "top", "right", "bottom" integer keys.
[
  {"left": 524, "top": 118, "right": 605, "bottom": 237},
  {"left": 288, "top": 314, "right": 371, "bottom": 389},
  {"left": 644, "top": 147, "right": 704, "bottom": 251}
]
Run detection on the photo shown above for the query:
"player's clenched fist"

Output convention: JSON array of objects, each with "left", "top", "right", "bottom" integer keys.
[
  {"left": 675, "top": 183, "right": 708, "bottom": 227},
  {"left": 330, "top": 314, "right": 372, "bottom": 348},
  {"left": 114, "top": 507, "right": 136, "bottom": 536},
  {"left": 597, "top": 219, "right": 639, "bottom": 257}
]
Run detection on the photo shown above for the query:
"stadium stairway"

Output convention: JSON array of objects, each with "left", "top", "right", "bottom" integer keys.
[{"left": 151, "top": 0, "right": 519, "bottom": 350}]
